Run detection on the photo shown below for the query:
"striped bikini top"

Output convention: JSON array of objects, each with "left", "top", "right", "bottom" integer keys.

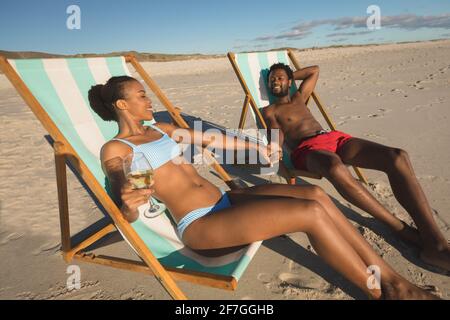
[{"left": 112, "top": 123, "right": 182, "bottom": 170}]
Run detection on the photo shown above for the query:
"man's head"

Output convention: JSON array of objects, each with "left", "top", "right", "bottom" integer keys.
[{"left": 267, "top": 63, "right": 293, "bottom": 98}]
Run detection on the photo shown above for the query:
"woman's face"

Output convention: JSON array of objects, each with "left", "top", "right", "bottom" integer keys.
[{"left": 120, "top": 80, "right": 153, "bottom": 120}]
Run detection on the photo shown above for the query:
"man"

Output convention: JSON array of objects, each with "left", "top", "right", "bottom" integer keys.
[{"left": 261, "top": 62, "right": 449, "bottom": 271}]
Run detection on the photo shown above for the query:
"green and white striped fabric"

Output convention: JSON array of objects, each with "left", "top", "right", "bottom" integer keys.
[
  {"left": 10, "top": 56, "right": 261, "bottom": 280},
  {"left": 230, "top": 51, "right": 299, "bottom": 168}
]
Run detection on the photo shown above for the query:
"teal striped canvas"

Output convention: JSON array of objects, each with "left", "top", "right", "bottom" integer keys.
[
  {"left": 9, "top": 56, "right": 261, "bottom": 280},
  {"left": 231, "top": 51, "right": 299, "bottom": 169}
]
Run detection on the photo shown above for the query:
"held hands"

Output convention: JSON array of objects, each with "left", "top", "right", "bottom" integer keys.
[
  {"left": 120, "top": 180, "right": 155, "bottom": 222},
  {"left": 266, "top": 142, "right": 283, "bottom": 164},
  {"left": 257, "top": 142, "right": 282, "bottom": 166}
]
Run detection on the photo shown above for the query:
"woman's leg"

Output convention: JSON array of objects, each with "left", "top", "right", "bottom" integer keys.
[
  {"left": 229, "top": 184, "right": 399, "bottom": 273},
  {"left": 183, "top": 195, "right": 435, "bottom": 299}
]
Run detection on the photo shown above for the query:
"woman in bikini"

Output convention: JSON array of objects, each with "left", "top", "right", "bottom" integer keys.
[{"left": 88, "top": 75, "right": 438, "bottom": 300}]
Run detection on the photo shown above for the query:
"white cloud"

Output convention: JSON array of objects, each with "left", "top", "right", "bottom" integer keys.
[{"left": 253, "top": 13, "right": 450, "bottom": 42}]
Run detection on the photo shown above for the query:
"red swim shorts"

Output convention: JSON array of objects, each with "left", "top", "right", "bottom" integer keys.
[{"left": 290, "top": 130, "right": 353, "bottom": 170}]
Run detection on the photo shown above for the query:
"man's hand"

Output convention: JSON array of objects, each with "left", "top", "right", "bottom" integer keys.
[
  {"left": 267, "top": 142, "right": 283, "bottom": 163},
  {"left": 258, "top": 142, "right": 282, "bottom": 166},
  {"left": 120, "top": 181, "right": 155, "bottom": 222}
]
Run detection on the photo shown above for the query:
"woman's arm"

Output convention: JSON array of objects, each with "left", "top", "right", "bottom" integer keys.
[
  {"left": 101, "top": 144, "right": 153, "bottom": 223},
  {"left": 157, "top": 122, "right": 257, "bottom": 151},
  {"left": 157, "top": 122, "right": 278, "bottom": 163}
]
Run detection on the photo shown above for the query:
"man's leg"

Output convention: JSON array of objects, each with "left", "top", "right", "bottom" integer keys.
[
  {"left": 337, "top": 137, "right": 449, "bottom": 270},
  {"left": 304, "top": 149, "right": 418, "bottom": 243}
]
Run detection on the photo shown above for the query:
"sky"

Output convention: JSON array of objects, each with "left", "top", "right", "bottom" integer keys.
[{"left": 1, "top": 0, "right": 450, "bottom": 55}]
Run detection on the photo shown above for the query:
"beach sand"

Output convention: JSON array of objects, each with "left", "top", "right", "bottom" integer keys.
[{"left": 0, "top": 40, "right": 449, "bottom": 299}]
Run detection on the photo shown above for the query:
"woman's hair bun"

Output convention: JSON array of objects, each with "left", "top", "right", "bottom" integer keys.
[{"left": 88, "top": 76, "right": 136, "bottom": 122}]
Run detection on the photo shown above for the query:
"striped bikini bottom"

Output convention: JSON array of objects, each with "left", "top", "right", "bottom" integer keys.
[{"left": 177, "top": 190, "right": 231, "bottom": 239}]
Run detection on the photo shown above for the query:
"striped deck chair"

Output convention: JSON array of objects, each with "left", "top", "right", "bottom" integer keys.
[
  {"left": 228, "top": 49, "right": 368, "bottom": 185},
  {"left": 0, "top": 54, "right": 262, "bottom": 300}
]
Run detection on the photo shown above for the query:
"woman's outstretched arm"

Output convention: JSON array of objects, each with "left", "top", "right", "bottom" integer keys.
[{"left": 156, "top": 122, "right": 279, "bottom": 163}]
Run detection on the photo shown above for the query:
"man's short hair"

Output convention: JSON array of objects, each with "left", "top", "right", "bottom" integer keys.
[{"left": 267, "top": 63, "right": 294, "bottom": 81}]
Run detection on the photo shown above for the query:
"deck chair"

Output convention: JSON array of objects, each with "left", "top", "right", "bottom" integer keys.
[
  {"left": 0, "top": 54, "right": 262, "bottom": 300},
  {"left": 227, "top": 49, "right": 368, "bottom": 185}
]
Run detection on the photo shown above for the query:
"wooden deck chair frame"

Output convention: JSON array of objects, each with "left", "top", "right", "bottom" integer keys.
[
  {"left": 0, "top": 54, "right": 243, "bottom": 300},
  {"left": 227, "top": 49, "right": 368, "bottom": 185}
]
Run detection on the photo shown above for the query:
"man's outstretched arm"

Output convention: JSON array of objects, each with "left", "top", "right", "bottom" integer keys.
[{"left": 293, "top": 65, "right": 319, "bottom": 104}]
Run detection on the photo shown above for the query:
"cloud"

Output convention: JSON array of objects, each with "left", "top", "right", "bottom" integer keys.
[
  {"left": 327, "top": 31, "right": 372, "bottom": 38},
  {"left": 376, "top": 13, "right": 450, "bottom": 30},
  {"left": 253, "top": 13, "right": 450, "bottom": 42},
  {"left": 255, "top": 30, "right": 312, "bottom": 41}
]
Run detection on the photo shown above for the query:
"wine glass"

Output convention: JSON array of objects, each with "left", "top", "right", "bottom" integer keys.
[{"left": 123, "top": 152, "right": 165, "bottom": 218}]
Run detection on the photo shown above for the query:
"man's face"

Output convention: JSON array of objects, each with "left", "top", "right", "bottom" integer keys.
[{"left": 268, "top": 69, "right": 291, "bottom": 98}]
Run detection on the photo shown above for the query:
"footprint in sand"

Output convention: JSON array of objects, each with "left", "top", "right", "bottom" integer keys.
[
  {"left": 364, "top": 133, "right": 385, "bottom": 140},
  {"left": 438, "top": 66, "right": 449, "bottom": 74},
  {"left": 278, "top": 272, "right": 327, "bottom": 291},
  {"left": 0, "top": 232, "right": 24, "bottom": 246},
  {"left": 120, "top": 289, "right": 149, "bottom": 300},
  {"left": 409, "top": 82, "right": 425, "bottom": 90},
  {"left": 339, "top": 115, "right": 361, "bottom": 121},
  {"left": 391, "top": 88, "right": 405, "bottom": 94},
  {"left": 368, "top": 108, "right": 391, "bottom": 118},
  {"left": 343, "top": 96, "right": 358, "bottom": 102},
  {"left": 257, "top": 272, "right": 273, "bottom": 285},
  {"left": 32, "top": 242, "right": 61, "bottom": 256}
]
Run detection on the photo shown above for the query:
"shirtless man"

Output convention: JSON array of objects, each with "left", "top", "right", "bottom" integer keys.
[{"left": 261, "top": 62, "right": 449, "bottom": 271}]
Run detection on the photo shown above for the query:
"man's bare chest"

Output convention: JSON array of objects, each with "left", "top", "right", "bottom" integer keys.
[{"left": 275, "top": 104, "right": 311, "bottom": 126}]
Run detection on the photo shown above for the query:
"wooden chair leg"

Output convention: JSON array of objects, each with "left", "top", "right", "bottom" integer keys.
[
  {"left": 54, "top": 141, "right": 71, "bottom": 262},
  {"left": 65, "top": 223, "right": 116, "bottom": 261},
  {"left": 238, "top": 95, "right": 250, "bottom": 129},
  {"left": 354, "top": 166, "right": 369, "bottom": 185}
]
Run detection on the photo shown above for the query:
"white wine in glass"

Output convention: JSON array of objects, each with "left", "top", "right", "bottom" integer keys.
[{"left": 123, "top": 152, "right": 165, "bottom": 218}]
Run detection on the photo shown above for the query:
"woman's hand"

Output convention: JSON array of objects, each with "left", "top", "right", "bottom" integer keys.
[
  {"left": 266, "top": 142, "right": 283, "bottom": 163},
  {"left": 257, "top": 142, "right": 282, "bottom": 166},
  {"left": 120, "top": 181, "right": 155, "bottom": 222}
]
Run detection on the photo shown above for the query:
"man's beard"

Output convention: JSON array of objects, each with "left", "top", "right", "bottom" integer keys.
[{"left": 271, "top": 86, "right": 289, "bottom": 98}]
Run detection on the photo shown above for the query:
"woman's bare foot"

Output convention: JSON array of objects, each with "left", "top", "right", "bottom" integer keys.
[{"left": 382, "top": 278, "right": 441, "bottom": 300}]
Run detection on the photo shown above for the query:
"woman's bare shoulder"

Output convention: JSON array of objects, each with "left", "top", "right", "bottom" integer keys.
[
  {"left": 100, "top": 140, "right": 132, "bottom": 172},
  {"left": 101, "top": 140, "right": 129, "bottom": 159}
]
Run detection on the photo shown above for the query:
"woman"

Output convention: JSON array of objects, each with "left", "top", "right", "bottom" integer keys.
[{"left": 88, "top": 76, "right": 438, "bottom": 300}]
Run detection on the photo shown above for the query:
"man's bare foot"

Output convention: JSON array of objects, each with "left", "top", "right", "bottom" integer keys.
[
  {"left": 420, "top": 245, "right": 450, "bottom": 272},
  {"left": 395, "top": 221, "right": 422, "bottom": 247},
  {"left": 382, "top": 279, "right": 441, "bottom": 300}
]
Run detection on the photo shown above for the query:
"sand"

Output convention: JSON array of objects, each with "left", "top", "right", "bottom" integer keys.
[{"left": 0, "top": 40, "right": 449, "bottom": 300}]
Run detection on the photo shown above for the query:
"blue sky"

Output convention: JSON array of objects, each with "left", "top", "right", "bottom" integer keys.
[{"left": 1, "top": 0, "right": 449, "bottom": 54}]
